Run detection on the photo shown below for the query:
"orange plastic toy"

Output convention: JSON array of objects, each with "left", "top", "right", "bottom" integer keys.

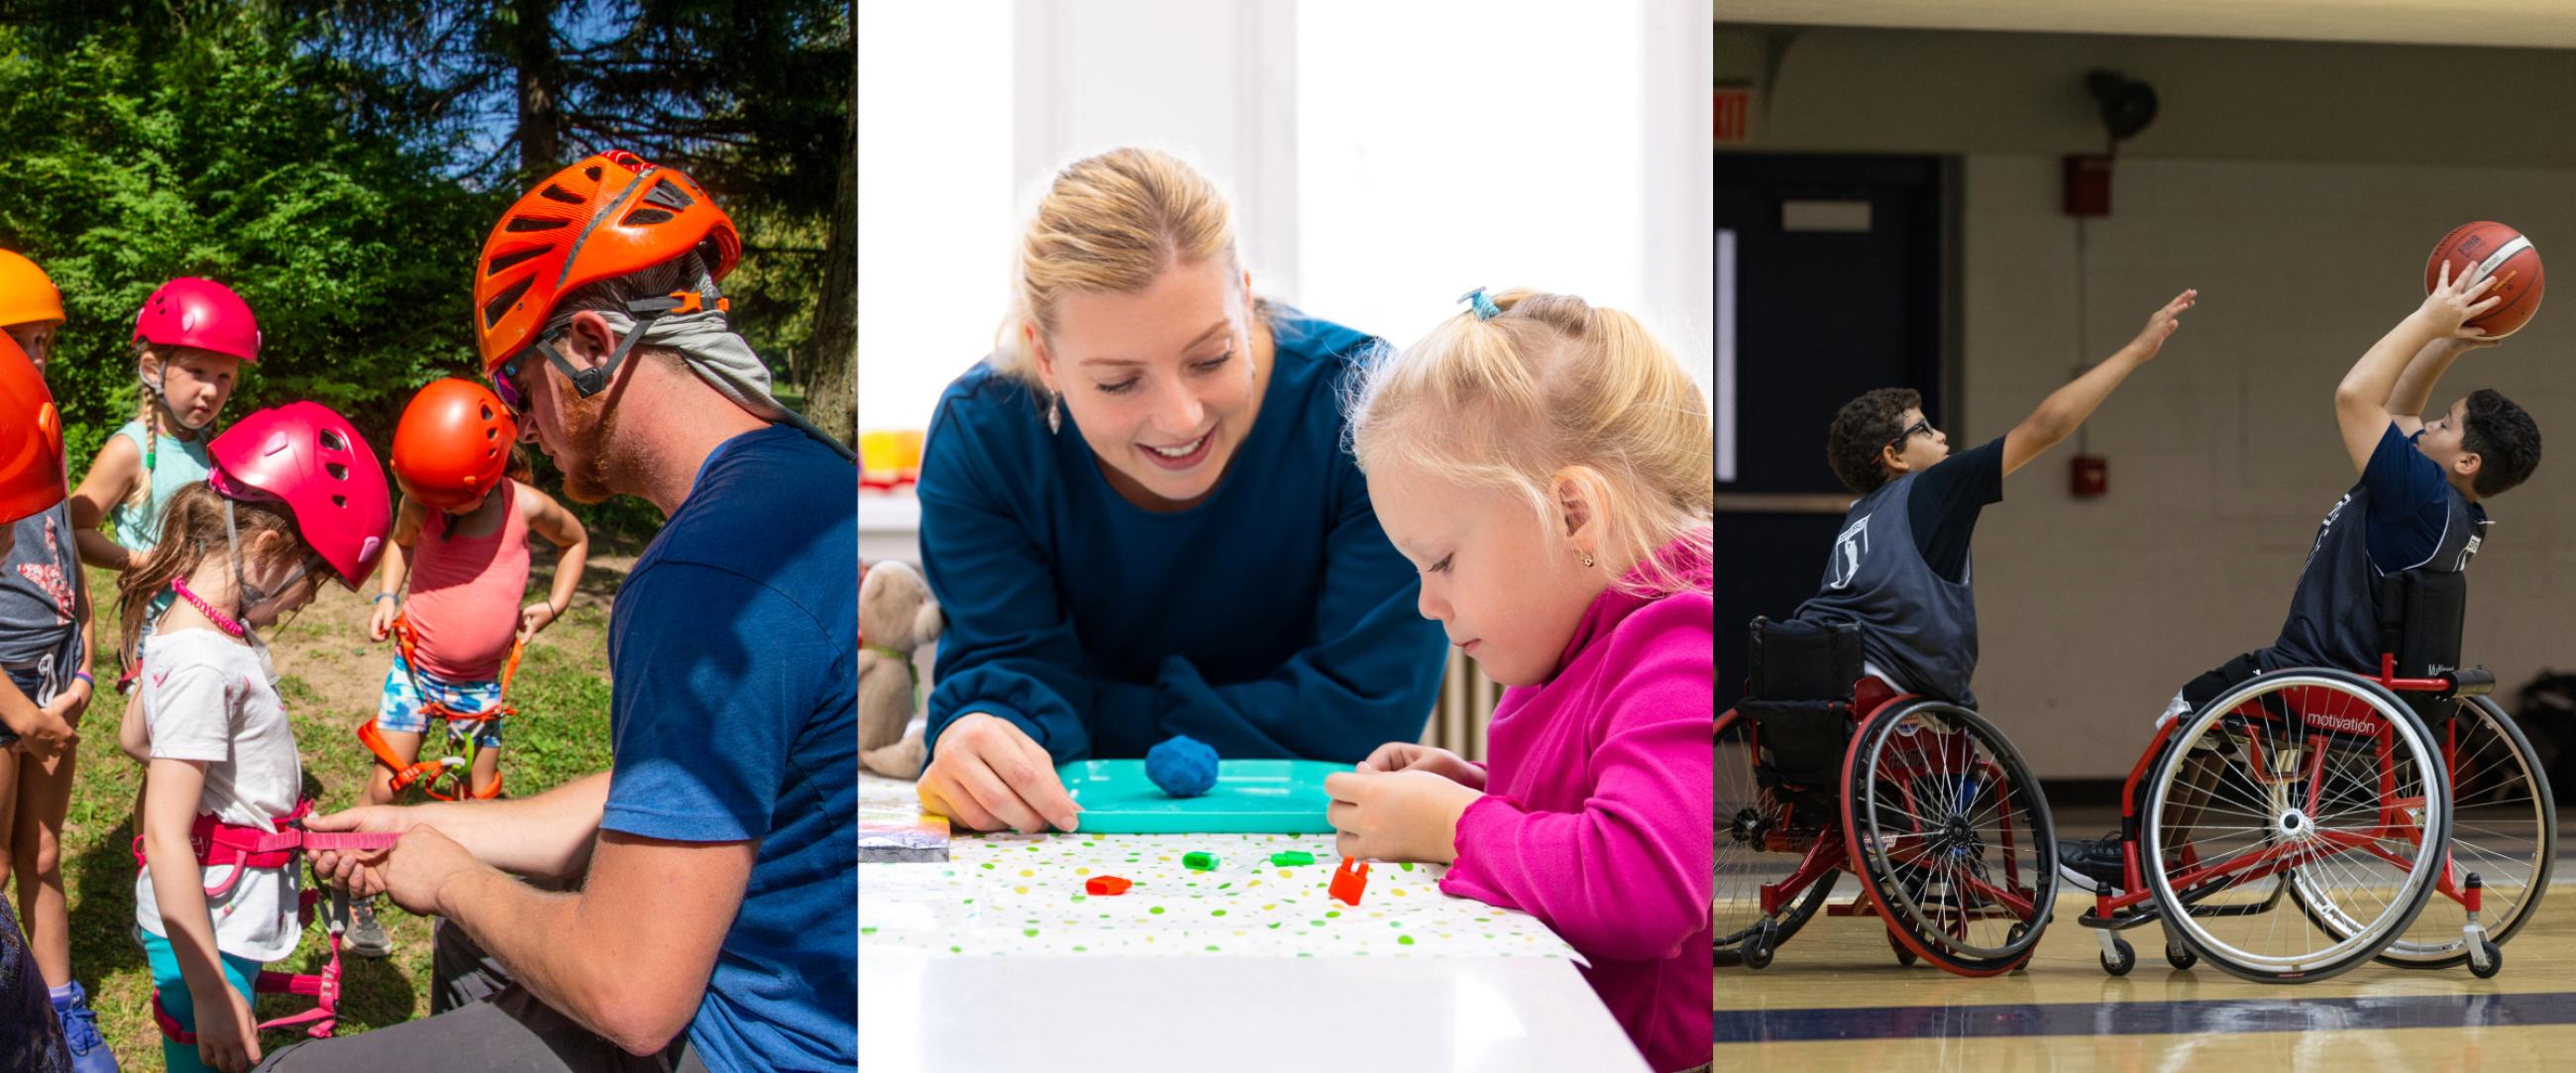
[
  {"left": 1086, "top": 876, "right": 1132, "bottom": 896},
  {"left": 1330, "top": 857, "right": 1369, "bottom": 907}
]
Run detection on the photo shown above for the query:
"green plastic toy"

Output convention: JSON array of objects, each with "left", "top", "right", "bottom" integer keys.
[
  {"left": 1270, "top": 851, "right": 1316, "bottom": 867},
  {"left": 1184, "top": 852, "right": 1217, "bottom": 871}
]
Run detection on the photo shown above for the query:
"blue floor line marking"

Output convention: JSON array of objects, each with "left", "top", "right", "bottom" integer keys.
[{"left": 1717, "top": 991, "right": 2576, "bottom": 1043}]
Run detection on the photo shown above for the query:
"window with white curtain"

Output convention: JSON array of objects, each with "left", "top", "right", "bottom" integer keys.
[
  {"left": 858, "top": 0, "right": 1695, "bottom": 440},
  {"left": 855, "top": 2, "right": 1016, "bottom": 436},
  {"left": 1294, "top": 0, "right": 1649, "bottom": 349}
]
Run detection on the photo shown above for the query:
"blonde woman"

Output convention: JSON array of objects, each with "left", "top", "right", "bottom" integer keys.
[{"left": 913, "top": 147, "right": 1447, "bottom": 832}]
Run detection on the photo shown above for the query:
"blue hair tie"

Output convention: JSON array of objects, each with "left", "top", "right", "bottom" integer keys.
[{"left": 1457, "top": 287, "right": 1501, "bottom": 321}]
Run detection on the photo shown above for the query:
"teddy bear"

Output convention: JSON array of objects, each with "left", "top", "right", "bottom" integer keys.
[{"left": 857, "top": 558, "right": 943, "bottom": 779}]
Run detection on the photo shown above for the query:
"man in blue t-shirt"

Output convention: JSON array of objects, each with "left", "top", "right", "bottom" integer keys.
[
  {"left": 2060, "top": 265, "right": 2543, "bottom": 891},
  {"left": 268, "top": 156, "right": 856, "bottom": 1073}
]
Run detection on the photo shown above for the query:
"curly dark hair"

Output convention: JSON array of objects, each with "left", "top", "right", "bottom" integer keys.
[
  {"left": 1826, "top": 387, "right": 1921, "bottom": 494},
  {"left": 2463, "top": 388, "right": 2541, "bottom": 498}
]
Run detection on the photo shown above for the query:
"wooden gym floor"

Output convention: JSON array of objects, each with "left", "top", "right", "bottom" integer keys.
[{"left": 1717, "top": 806, "right": 2575, "bottom": 1071}]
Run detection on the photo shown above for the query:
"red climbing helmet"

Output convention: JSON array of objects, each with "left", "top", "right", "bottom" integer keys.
[
  {"left": 391, "top": 378, "right": 516, "bottom": 510},
  {"left": 206, "top": 403, "right": 390, "bottom": 588},
  {"left": 0, "top": 332, "right": 65, "bottom": 525},
  {"left": 133, "top": 277, "right": 262, "bottom": 364}
]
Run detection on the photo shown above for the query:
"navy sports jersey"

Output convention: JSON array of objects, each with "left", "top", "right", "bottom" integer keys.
[
  {"left": 1792, "top": 437, "right": 2005, "bottom": 705},
  {"left": 2263, "top": 424, "right": 2487, "bottom": 673}
]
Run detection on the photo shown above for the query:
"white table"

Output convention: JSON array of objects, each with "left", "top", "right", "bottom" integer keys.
[
  {"left": 859, "top": 773, "right": 1648, "bottom": 1069},
  {"left": 857, "top": 950, "right": 1652, "bottom": 1073}
]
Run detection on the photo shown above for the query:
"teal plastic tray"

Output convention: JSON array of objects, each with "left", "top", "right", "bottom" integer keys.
[{"left": 1056, "top": 758, "right": 1345, "bottom": 834}]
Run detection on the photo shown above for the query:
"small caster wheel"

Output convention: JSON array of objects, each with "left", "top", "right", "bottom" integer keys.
[
  {"left": 1744, "top": 922, "right": 1776, "bottom": 971},
  {"left": 2101, "top": 936, "right": 2136, "bottom": 977},
  {"left": 2470, "top": 939, "right": 2503, "bottom": 980},
  {"left": 1887, "top": 930, "right": 1918, "bottom": 967},
  {"left": 2166, "top": 943, "right": 2198, "bottom": 971}
]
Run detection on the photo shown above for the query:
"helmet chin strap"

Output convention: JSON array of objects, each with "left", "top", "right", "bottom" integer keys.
[{"left": 221, "top": 499, "right": 314, "bottom": 630}]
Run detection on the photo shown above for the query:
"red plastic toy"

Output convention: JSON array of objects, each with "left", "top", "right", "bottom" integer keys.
[
  {"left": 1086, "top": 875, "right": 1133, "bottom": 896},
  {"left": 1330, "top": 857, "right": 1369, "bottom": 907}
]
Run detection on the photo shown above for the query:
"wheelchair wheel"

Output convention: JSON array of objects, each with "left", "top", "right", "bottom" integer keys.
[
  {"left": 1716, "top": 709, "right": 1837, "bottom": 967},
  {"left": 2144, "top": 670, "right": 2449, "bottom": 984},
  {"left": 1843, "top": 698, "right": 2057, "bottom": 976},
  {"left": 2360, "top": 696, "right": 2554, "bottom": 969}
]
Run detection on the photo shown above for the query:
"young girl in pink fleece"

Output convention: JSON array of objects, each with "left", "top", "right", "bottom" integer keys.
[{"left": 1329, "top": 287, "right": 1714, "bottom": 1073}]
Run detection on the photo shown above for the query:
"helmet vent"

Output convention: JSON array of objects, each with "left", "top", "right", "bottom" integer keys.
[
  {"left": 505, "top": 215, "right": 570, "bottom": 234},
  {"left": 642, "top": 180, "right": 695, "bottom": 211},
  {"left": 539, "top": 183, "right": 585, "bottom": 205},
  {"left": 623, "top": 207, "right": 675, "bottom": 227},
  {"left": 318, "top": 429, "right": 348, "bottom": 453},
  {"left": 325, "top": 462, "right": 349, "bottom": 481},
  {"left": 486, "top": 246, "right": 547, "bottom": 275},
  {"left": 483, "top": 278, "right": 534, "bottom": 329}
]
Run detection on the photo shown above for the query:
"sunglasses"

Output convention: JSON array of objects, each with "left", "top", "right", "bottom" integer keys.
[
  {"left": 1885, "top": 416, "right": 1934, "bottom": 455},
  {"left": 491, "top": 354, "right": 530, "bottom": 417}
]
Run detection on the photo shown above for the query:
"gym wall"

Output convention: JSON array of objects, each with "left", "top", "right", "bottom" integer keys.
[{"left": 1724, "top": 26, "right": 2576, "bottom": 779}]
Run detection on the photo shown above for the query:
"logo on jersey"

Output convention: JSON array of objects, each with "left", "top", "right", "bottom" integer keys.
[
  {"left": 1827, "top": 514, "right": 1872, "bottom": 590},
  {"left": 2308, "top": 492, "right": 2355, "bottom": 561}
]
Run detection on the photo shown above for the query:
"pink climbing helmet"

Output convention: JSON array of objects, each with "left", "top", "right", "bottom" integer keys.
[
  {"left": 206, "top": 403, "right": 390, "bottom": 588},
  {"left": 133, "top": 277, "right": 262, "bottom": 364}
]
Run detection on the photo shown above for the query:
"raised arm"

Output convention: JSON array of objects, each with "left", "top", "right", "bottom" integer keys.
[
  {"left": 2000, "top": 289, "right": 2196, "bottom": 477},
  {"left": 2338, "top": 261, "right": 2500, "bottom": 473}
]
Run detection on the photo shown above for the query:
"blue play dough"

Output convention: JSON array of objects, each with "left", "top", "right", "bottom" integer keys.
[{"left": 1145, "top": 735, "right": 1220, "bottom": 798}]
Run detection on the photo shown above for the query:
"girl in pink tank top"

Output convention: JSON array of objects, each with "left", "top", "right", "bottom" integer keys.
[{"left": 363, "top": 447, "right": 590, "bottom": 807}]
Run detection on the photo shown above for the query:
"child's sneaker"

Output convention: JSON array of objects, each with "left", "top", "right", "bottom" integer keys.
[
  {"left": 52, "top": 980, "right": 118, "bottom": 1072},
  {"left": 347, "top": 901, "right": 393, "bottom": 958}
]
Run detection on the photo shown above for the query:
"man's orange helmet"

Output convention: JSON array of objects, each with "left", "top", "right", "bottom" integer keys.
[{"left": 473, "top": 151, "right": 740, "bottom": 382}]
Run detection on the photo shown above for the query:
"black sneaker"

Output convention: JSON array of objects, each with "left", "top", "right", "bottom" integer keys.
[{"left": 2056, "top": 833, "right": 2128, "bottom": 893}]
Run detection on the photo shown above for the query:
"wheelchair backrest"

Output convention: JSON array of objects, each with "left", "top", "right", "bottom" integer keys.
[
  {"left": 2377, "top": 568, "right": 2467, "bottom": 676},
  {"left": 1745, "top": 616, "right": 1864, "bottom": 703}
]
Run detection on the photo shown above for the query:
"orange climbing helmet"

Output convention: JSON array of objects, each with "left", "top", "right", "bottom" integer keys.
[
  {"left": 0, "top": 332, "right": 65, "bottom": 525},
  {"left": 391, "top": 377, "right": 517, "bottom": 511},
  {"left": 472, "top": 150, "right": 740, "bottom": 376},
  {"left": 0, "top": 251, "right": 63, "bottom": 331}
]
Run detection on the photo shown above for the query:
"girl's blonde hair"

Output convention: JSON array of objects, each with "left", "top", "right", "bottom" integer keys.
[
  {"left": 116, "top": 482, "right": 308, "bottom": 667},
  {"left": 1345, "top": 289, "right": 1713, "bottom": 599},
  {"left": 125, "top": 343, "right": 176, "bottom": 514},
  {"left": 995, "top": 148, "right": 1263, "bottom": 391}
]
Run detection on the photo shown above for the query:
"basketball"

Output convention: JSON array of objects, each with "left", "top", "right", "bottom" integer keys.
[{"left": 2425, "top": 221, "right": 2545, "bottom": 338}]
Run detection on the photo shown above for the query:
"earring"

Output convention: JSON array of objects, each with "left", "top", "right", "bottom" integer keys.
[
  {"left": 1047, "top": 392, "right": 1063, "bottom": 435},
  {"left": 1580, "top": 552, "right": 1595, "bottom": 569}
]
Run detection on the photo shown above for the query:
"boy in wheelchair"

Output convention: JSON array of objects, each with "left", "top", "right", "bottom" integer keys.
[
  {"left": 2057, "top": 264, "right": 2542, "bottom": 893},
  {"left": 1774, "top": 289, "right": 2195, "bottom": 713}
]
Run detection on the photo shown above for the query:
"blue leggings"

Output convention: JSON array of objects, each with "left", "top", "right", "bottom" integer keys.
[{"left": 141, "top": 927, "right": 263, "bottom": 1073}]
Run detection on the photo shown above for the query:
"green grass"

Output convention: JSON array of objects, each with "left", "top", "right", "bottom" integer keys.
[{"left": 51, "top": 562, "right": 619, "bottom": 1069}]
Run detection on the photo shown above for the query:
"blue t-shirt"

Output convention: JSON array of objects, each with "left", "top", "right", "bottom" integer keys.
[
  {"left": 916, "top": 309, "right": 1449, "bottom": 764},
  {"left": 2361, "top": 424, "right": 2464, "bottom": 573},
  {"left": 602, "top": 424, "right": 856, "bottom": 1073}
]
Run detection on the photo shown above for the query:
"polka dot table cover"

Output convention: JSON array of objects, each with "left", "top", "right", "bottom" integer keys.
[{"left": 858, "top": 773, "right": 1580, "bottom": 961}]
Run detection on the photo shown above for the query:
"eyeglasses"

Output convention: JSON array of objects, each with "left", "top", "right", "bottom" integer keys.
[{"left": 1885, "top": 416, "right": 1935, "bottom": 455}]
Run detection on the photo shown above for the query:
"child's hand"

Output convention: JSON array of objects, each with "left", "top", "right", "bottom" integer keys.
[
  {"left": 917, "top": 712, "right": 1084, "bottom": 833},
  {"left": 193, "top": 984, "right": 261, "bottom": 1071},
  {"left": 1355, "top": 742, "right": 1485, "bottom": 791},
  {"left": 2122, "top": 288, "right": 2198, "bottom": 362},
  {"left": 2417, "top": 260, "right": 2507, "bottom": 340},
  {"left": 1324, "top": 769, "right": 1483, "bottom": 864},
  {"left": 368, "top": 599, "right": 397, "bottom": 642},
  {"left": 516, "top": 601, "right": 559, "bottom": 643},
  {"left": 43, "top": 677, "right": 92, "bottom": 730}
]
